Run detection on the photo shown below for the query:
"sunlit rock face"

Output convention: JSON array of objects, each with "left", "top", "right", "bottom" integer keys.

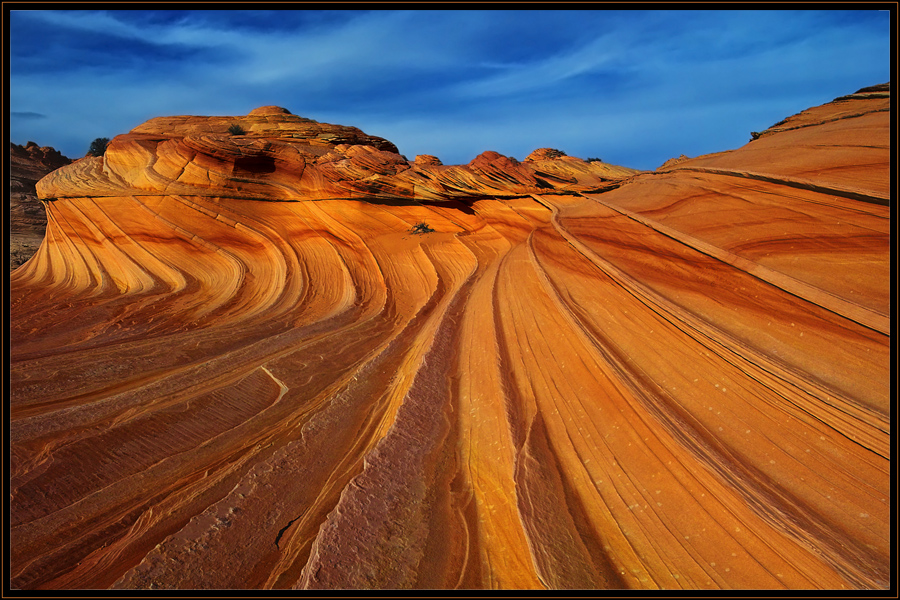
[
  {"left": 35, "top": 108, "right": 636, "bottom": 204},
  {"left": 9, "top": 89, "right": 890, "bottom": 591}
]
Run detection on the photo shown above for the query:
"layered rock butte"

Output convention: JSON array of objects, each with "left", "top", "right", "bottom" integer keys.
[{"left": 9, "top": 87, "right": 890, "bottom": 590}]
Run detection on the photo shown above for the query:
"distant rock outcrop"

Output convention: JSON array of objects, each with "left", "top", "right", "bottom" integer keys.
[
  {"left": 658, "top": 154, "right": 690, "bottom": 170},
  {"left": 11, "top": 141, "right": 71, "bottom": 173},
  {"left": 525, "top": 147, "right": 568, "bottom": 160},
  {"left": 9, "top": 142, "right": 72, "bottom": 270},
  {"left": 10, "top": 91, "right": 890, "bottom": 591},
  {"left": 414, "top": 154, "right": 442, "bottom": 166}
]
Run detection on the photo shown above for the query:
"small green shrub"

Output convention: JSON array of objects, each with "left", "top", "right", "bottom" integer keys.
[
  {"left": 228, "top": 123, "right": 246, "bottom": 135},
  {"left": 88, "top": 137, "right": 110, "bottom": 157},
  {"left": 585, "top": 157, "right": 603, "bottom": 163},
  {"left": 409, "top": 222, "right": 435, "bottom": 234},
  {"left": 749, "top": 131, "right": 761, "bottom": 141}
]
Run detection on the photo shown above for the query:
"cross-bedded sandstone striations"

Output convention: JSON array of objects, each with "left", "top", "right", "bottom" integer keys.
[{"left": 9, "top": 89, "right": 890, "bottom": 591}]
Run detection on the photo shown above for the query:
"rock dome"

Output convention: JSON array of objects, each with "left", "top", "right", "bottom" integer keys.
[{"left": 248, "top": 105, "right": 293, "bottom": 116}]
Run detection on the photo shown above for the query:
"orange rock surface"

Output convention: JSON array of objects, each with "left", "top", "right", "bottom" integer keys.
[{"left": 9, "top": 86, "right": 890, "bottom": 590}]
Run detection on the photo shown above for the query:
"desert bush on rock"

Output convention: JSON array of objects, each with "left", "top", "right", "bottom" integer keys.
[
  {"left": 585, "top": 157, "right": 603, "bottom": 162},
  {"left": 228, "top": 123, "right": 246, "bottom": 135},
  {"left": 409, "top": 222, "right": 435, "bottom": 234},
  {"left": 88, "top": 137, "right": 109, "bottom": 157}
]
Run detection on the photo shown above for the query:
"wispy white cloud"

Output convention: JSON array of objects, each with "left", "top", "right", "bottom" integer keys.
[
  {"left": 9, "top": 9, "right": 891, "bottom": 169},
  {"left": 454, "top": 34, "right": 623, "bottom": 99}
]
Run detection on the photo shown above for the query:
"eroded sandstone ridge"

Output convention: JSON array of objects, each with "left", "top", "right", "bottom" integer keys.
[
  {"left": 9, "top": 86, "right": 890, "bottom": 590},
  {"left": 9, "top": 142, "right": 72, "bottom": 269},
  {"left": 35, "top": 105, "right": 634, "bottom": 204}
]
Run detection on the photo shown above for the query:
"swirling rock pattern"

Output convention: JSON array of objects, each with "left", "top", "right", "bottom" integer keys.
[{"left": 9, "top": 88, "right": 890, "bottom": 590}]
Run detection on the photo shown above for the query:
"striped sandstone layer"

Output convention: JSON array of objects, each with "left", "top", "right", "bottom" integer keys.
[{"left": 9, "top": 87, "right": 889, "bottom": 590}]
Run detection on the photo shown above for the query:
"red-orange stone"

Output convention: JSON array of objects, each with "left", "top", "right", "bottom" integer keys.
[{"left": 10, "top": 86, "right": 890, "bottom": 591}]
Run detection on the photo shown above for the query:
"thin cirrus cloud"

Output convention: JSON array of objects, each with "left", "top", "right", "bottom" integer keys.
[
  {"left": 11, "top": 111, "right": 47, "bottom": 120},
  {"left": 9, "top": 9, "right": 890, "bottom": 169},
  {"left": 454, "top": 36, "right": 623, "bottom": 100}
]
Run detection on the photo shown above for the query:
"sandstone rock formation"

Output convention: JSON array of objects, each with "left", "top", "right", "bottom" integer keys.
[
  {"left": 414, "top": 154, "right": 443, "bottom": 166},
  {"left": 9, "top": 142, "right": 72, "bottom": 270},
  {"left": 9, "top": 88, "right": 890, "bottom": 590},
  {"left": 36, "top": 111, "right": 636, "bottom": 205},
  {"left": 658, "top": 154, "right": 689, "bottom": 169}
]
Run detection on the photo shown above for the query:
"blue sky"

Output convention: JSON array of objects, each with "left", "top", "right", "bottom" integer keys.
[{"left": 8, "top": 9, "right": 892, "bottom": 170}]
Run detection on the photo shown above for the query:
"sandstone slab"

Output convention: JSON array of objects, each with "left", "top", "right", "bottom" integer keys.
[{"left": 9, "top": 94, "right": 890, "bottom": 590}]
